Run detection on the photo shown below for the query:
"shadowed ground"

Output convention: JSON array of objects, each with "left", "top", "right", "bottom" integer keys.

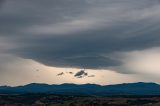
[{"left": 0, "top": 94, "right": 160, "bottom": 106}]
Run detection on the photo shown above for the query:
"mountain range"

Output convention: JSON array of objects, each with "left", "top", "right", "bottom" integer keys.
[{"left": 0, "top": 82, "right": 160, "bottom": 96}]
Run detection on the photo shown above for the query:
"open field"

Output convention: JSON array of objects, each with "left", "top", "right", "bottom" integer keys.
[{"left": 0, "top": 94, "right": 160, "bottom": 106}]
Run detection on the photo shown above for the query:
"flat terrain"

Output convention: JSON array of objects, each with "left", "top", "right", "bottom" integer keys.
[{"left": 0, "top": 94, "right": 160, "bottom": 106}]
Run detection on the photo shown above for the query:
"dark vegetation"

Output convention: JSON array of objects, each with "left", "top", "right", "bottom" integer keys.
[{"left": 0, "top": 94, "right": 160, "bottom": 106}]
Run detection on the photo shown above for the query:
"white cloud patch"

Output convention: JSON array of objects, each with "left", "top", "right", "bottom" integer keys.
[{"left": 113, "top": 47, "right": 160, "bottom": 77}]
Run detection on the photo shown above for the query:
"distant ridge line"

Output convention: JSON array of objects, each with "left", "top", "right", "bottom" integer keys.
[{"left": 0, "top": 82, "right": 160, "bottom": 96}]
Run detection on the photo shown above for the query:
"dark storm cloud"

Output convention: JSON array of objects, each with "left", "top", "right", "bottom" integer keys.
[
  {"left": 0, "top": 0, "right": 88, "bottom": 35},
  {"left": 1, "top": 0, "right": 160, "bottom": 73},
  {"left": 0, "top": 0, "right": 4, "bottom": 6}
]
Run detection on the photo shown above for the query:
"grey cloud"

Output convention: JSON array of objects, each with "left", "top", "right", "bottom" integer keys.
[
  {"left": 74, "top": 70, "right": 88, "bottom": 78},
  {"left": 0, "top": 0, "right": 88, "bottom": 36},
  {"left": 0, "top": 0, "right": 4, "bottom": 7},
  {"left": 57, "top": 72, "right": 64, "bottom": 76},
  {"left": 88, "top": 75, "right": 95, "bottom": 77},
  {"left": 74, "top": 70, "right": 96, "bottom": 78},
  {"left": 1, "top": 0, "right": 160, "bottom": 73}
]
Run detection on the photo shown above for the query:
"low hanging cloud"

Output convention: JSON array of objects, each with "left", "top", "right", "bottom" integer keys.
[
  {"left": 74, "top": 69, "right": 88, "bottom": 78},
  {"left": 1, "top": 0, "right": 160, "bottom": 74}
]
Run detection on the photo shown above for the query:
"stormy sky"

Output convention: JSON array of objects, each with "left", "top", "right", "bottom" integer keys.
[{"left": 0, "top": 0, "right": 160, "bottom": 86}]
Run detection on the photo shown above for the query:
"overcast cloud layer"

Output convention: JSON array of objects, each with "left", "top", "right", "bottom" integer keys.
[{"left": 1, "top": 0, "right": 160, "bottom": 74}]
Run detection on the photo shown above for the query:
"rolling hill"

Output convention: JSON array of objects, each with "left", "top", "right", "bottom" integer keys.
[{"left": 0, "top": 82, "right": 160, "bottom": 96}]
